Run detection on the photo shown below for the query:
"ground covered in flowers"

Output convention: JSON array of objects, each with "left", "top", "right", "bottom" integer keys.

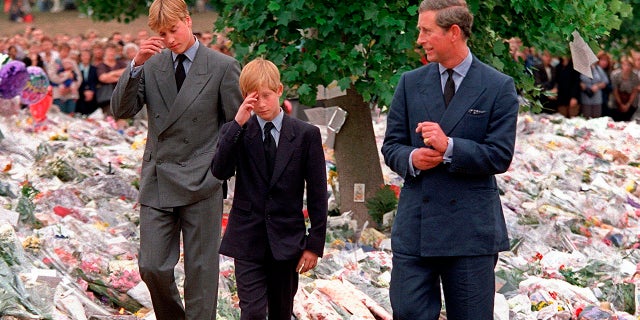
[{"left": 1, "top": 102, "right": 640, "bottom": 319}]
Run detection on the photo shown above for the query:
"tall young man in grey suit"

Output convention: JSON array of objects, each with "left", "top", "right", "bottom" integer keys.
[
  {"left": 110, "top": 0, "right": 242, "bottom": 318},
  {"left": 382, "top": 0, "right": 519, "bottom": 319}
]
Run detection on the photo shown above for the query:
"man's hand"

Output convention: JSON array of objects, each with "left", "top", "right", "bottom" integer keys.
[
  {"left": 416, "top": 121, "right": 448, "bottom": 153},
  {"left": 412, "top": 147, "right": 444, "bottom": 170},
  {"left": 133, "top": 36, "right": 165, "bottom": 67},
  {"left": 296, "top": 250, "right": 319, "bottom": 274}
]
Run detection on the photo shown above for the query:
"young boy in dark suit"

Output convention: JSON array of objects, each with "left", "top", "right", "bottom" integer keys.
[{"left": 212, "top": 58, "right": 328, "bottom": 320}]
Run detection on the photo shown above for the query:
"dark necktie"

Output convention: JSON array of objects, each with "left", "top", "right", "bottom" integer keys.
[
  {"left": 263, "top": 122, "right": 276, "bottom": 178},
  {"left": 444, "top": 68, "right": 455, "bottom": 107},
  {"left": 175, "top": 54, "right": 187, "bottom": 92}
]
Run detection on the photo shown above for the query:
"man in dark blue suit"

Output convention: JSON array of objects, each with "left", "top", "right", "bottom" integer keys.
[
  {"left": 212, "top": 58, "right": 327, "bottom": 320},
  {"left": 381, "top": 0, "right": 519, "bottom": 319}
]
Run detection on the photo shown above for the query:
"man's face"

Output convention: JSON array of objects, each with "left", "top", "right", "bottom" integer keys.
[
  {"left": 416, "top": 10, "right": 451, "bottom": 64},
  {"left": 157, "top": 17, "right": 195, "bottom": 54}
]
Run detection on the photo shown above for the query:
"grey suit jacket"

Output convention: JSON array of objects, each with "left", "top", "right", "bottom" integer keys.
[
  {"left": 111, "top": 45, "right": 242, "bottom": 209},
  {"left": 382, "top": 56, "right": 519, "bottom": 257}
]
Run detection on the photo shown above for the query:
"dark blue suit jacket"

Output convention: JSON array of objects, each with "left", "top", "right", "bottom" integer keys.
[
  {"left": 212, "top": 114, "right": 328, "bottom": 261},
  {"left": 381, "top": 56, "right": 518, "bottom": 257}
]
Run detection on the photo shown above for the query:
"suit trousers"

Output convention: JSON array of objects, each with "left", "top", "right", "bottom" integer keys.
[
  {"left": 234, "top": 246, "right": 299, "bottom": 320},
  {"left": 138, "top": 193, "right": 222, "bottom": 320},
  {"left": 390, "top": 252, "right": 499, "bottom": 320}
]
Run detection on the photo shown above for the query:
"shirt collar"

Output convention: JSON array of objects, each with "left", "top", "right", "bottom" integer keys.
[
  {"left": 257, "top": 109, "right": 284, "bottom": 132},
  {"left": 172, "top": 36, "right": 199, "bottom": 62},
  {"left": 439, "top": 48, "right": 473, "bottom": 78}
]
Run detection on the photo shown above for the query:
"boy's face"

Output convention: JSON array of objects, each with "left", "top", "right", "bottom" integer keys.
[
  {"left": 157, "top": 16, "right": 195, "bottom": 54},
  {"left": 251, "top": 85, "right": 283, "bottom": 121}
]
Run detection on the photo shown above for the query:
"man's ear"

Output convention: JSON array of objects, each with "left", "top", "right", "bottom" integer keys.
[{"left": 449, "top": 24, "right": 462, "bottom": 42}]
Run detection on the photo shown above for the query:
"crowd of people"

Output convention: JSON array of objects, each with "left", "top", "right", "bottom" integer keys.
[
  {"left": 2, "top": 18, "right": 639, "bottom": 125},
  {"left": 509, "top": 37, "right": 640, "bottom": 122},
  {"left": 0, "top": 24, "right": 233, "bottom": 126}
]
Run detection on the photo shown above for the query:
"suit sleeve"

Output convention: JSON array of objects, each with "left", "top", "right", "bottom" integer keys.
[
  {"left": 304, "top": 125, "right": 328, "bottom": 257},
  {"left": 218, "top": 59, "right": 242, "bottom": 123},
  {"left": 212, "top": 120, "right": 243, "bottom": 180},
  {"left": 382, "top": 73, "right": 418, "bottom": 181},
  {"left": 110, "top": 64, "right": 145, "bottom": 119}
]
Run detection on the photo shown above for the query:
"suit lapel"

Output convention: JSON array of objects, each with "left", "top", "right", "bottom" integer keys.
[
  {"left": 417, "top": 65, "right": 447, "bottom": 122},
  {"left": 158, "top": 46, "right": 211, "bottom": 134},
  {"left": 153, "top": 51, "right": 176, "bottom": 113},
  {"left": 438, "top": 58, "right": 485, "bottom": 135}
]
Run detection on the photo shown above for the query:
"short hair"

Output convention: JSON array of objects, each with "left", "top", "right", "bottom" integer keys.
[
  {"left": 123, "top": 42, "right": 139, "bottom": 53},
  {"left": 148, "top": 0, "right": 189, "bottom": 32},
  {"left": 419, "top": 0, "right": 473, "bottom": 39},
  {"left": 239, "top": 58, "right": 281, "bottom": 98}
]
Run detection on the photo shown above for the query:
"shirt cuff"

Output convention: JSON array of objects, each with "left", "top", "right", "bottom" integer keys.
[
  {"left": 443, "top": 137, "right": 454, "bottom": 163},
  {"left": 130, "top": 60, "right": 142, "bottom": 77},
  {"left": 408, "top": 149, "right": 421, "bottom": 177}
]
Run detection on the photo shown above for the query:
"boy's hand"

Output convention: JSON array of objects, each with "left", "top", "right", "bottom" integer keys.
[
  {"left": 133, "top": 36, "right": 165, "bottom": 67},
  {"left": 297, "top": 250, "right": 319, "bottom": 274},
  {"left": 234, "top": 91, "right": 258, "bottom": 126}
]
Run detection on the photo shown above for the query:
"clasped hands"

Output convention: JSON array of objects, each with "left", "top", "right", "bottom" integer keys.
[{"left": 413, "top": 121, "right": 448, "bottom": 171}]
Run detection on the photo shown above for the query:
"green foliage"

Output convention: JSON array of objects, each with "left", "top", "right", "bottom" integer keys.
[
  {"left": 15, "top": 180, "right": 42, "bottom": 229},
  {"left": 365, "top": 185, "right": 399, "bottom": 226},
  {"left": 82, "top": 0, "right": 633, "bottom": 112},
  {"left": 212, "top": 0, "right": 421, "bottom": 106}
]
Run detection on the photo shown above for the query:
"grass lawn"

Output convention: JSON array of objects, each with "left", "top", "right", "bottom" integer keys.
[{"left": 0, "top": 9, "right": 219, "bottom": 38}]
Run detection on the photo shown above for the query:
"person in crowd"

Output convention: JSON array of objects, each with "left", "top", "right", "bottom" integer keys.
[
  {"left": 76, "top": 49, "right": 99, "bottom": 115},
  {"left": 209, "top": 28, "right": 234, "bottom": 57},
  {"left": 199, "top": 31, "right": 213, "bottom": 46},
  {"left": 110, "top": 0, "right": 242, "bottom": 318},
  {"left": 22, "top": 44, "right": 44, "bottom": 68},
  {"left": 381, "top": 0, "right": 519, "bottom": 319},
  {"left": 38, "top": 36, "right": 60, "bottom": 69},
  {"left": 49, "top": 57, "right": 80, "bottom": 114},
  {"left": 96, "top": 42, "right": 127, "bottom": 115},
  {"left": 611, "top": 55, "right": 640, "bottom": 122},
  {"left": 508, "top": 37, "right": 526, "bottom": 63},
  {"left": 212, "top": 58, "right": 327, "bottom": 320},
  {"left": 579, "top": 61, "right": 609, "bottom": 119},
  {"left": 91, "top": 41, "right": 105, "bottom": 66},
  {"left": 136, "top": 29, "right": 150, "bottom": 45},
  {"left": 121, "top": 42, "right": 139, "bottom": 64},
  {"left": 532, "top": 50, "right": 558, "bottom": 114},
  {"left": 7, "top": 45, "right": 18, "bottom": 60},
  {"left": 555, "top": 56, "right": 581, "bottom": 118},
  {"left": 597, "top": 51, "right": 614, "bottom": 118}
]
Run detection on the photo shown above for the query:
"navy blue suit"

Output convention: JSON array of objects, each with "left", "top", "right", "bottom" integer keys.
[
  {"left": 382, "top": 56, "right": 518, "bottom": 319},
  {"left": 212, "top": 113, "right": 327, "bottom": 319}
]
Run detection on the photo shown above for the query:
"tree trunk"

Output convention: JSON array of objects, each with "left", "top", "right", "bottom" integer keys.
[{"left": 317, "top": 89, "right": 383, "bottom": 230}]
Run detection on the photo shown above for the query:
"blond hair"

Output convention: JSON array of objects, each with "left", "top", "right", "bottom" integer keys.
[
  {"left": 148, "top": 0, "right": 190, "bottom": 32},
  {"left": 239, "top": 58, "right": 281, "bottom": 97}
]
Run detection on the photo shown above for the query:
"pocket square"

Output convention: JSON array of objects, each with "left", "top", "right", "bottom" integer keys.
[{"left": 467, "top": 109, "right": 486, "bottom": 115}]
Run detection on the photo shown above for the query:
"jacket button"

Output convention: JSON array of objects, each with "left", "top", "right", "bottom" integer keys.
[
  {"left": 450, "top": 199, "right": 457, "bottom": 205},
  {"left": 422, "top": 196, "right": 429, "bottom": 203},
  {"left": 183, "top": 138, "right": 189, "bottom": 144},
  {"left": 155, "top": 113, "right": 160, "bottom": 118}
]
